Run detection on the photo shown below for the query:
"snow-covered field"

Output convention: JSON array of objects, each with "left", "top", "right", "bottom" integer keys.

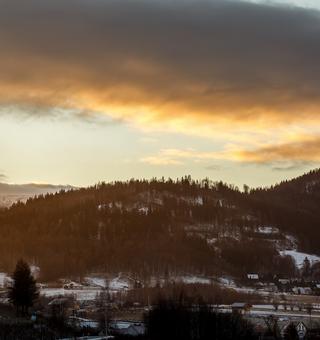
[
  {"left": 150, "top": 275, "right": 212, "bottom": 287},
  {"left": 218, "top": 277, "right": 236, "bottom": 288},
  {"left": 280, "top": 250, "right": 320, "bottom": 268},
  {"left": 41, "top": 275, "right": 212, "bottom": 301},
  {"left": 257, "top": 226, "right": 279, "bottom": 234},
  {"left": 85, "top": 276, "right": 131, "bottom": 291},
  {"left": 41, "top": 288, "right": 101, "bottom": 301},
  {"left": 178, "top": 276, "right": 211, "bottom": 285},
  {"left": 84, "top": 277, "right": 107, "bottom": 288},
  {"left": 109, "top": 277, "right": 130, "bottom": 290},
  {"left": 0, "top": 272, "right": 11, "bottom": 287}
]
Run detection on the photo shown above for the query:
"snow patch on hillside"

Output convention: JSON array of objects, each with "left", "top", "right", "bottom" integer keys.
[
  {"left": 179, "top": 276, "right": 211, "bottom": 285},
  {"left": 257, "top": 226, "right": 279, "bottom": 234},
  {"left": 85, "top": 276, "right": 130, "bottom": 291},
  {"left": 85, "top": 277, "right": 107, "bottom": 288},
  {"left": 280, "top": 250, "right": 320, "bottom": 268}
]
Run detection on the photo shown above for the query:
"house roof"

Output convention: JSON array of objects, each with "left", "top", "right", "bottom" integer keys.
[
  {"left": 231, "top": 302, "right": 251, "bottom": 308},
  {"left": 110, "top": 321, "right": 145, "bottom": 336},
  {"left": 48, "top": 297, "right": 70, "bottom": 305}
]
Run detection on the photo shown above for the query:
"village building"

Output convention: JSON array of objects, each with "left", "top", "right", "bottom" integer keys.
[
  {"left": 279, "top": 278, "right": 290, "bottom": 285},
  {"left": 109, "top": 321, "right": 145, "bottom": 337},
  {"left": 247, "top": 273, "right": 259, "bottom": 280},
  {"left": 231, "top": 302, "right": 252, "bottom": 314},
  {"left": 292, "top": 286, "right": 313, "bottom": 295}
]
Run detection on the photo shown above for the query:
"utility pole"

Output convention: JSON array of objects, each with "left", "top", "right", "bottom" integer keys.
[{"left": 104, "top": 278, "right": 110, "bottom": 338}]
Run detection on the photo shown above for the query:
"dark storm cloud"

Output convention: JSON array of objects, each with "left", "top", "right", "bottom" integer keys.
[{"left": 0, "top": 0, "right": 320, "bottom": 129}]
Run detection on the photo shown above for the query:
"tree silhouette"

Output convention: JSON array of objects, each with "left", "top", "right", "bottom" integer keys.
[
  {"left": 284, "top": 323, "right": 299, "bottom": 340},
  {"left": 302, "top": 257, "right": 311, "bottom": 278},
  {"left": 8, "top": 259, "right": 39, "bottom": 315}
]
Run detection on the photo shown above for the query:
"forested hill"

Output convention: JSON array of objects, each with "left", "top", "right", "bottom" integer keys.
[
  {"left": 250, "top": 168, "right": 320, "bottom": 251},
  {"left": 252, "top": 168, "right": 320, "bottom": 214},
  {"left": 0, "top": 170, "right": 319, "bottom": 281}
]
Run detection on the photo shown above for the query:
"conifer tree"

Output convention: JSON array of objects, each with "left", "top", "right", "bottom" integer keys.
[
  {"left": 302, "top": 257, "right": 311, "bottom": 278},
  {"left": 8, "top": 259, "right": 39, "bottom": 315}
]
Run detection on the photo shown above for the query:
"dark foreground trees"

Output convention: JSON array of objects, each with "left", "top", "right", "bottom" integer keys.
[
  {"left": 145, "top": 299, "right": 258, "bottom": 340},
  {"left": 8, "top": 259, "right": 39, "bottom": 315},
  {"left": 283, "top": 323, "right": 299, "bottom": 340}
]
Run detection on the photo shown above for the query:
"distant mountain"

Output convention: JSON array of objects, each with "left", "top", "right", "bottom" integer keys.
[{"left": 0, "top": 183, "right": 74, "bottom": 208}]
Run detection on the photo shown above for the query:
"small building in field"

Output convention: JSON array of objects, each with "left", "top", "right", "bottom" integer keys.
[
  {"left": 247, "top": 273, "right": 259, "bottom": 280},
  {"left": 279, "top": 279, "right": 290, "bottom": 285},
  {"left": 231, "top": 302, "right": 252, "bottom": 314},
  {"left": 109, "top": 321, "right": 146, "bottom": 337},
  {"left": 292, "top": 286, "right": 313, "bottom": 295}
]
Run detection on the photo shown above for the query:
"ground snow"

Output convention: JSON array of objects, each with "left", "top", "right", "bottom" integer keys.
[
  {"left": 109, "top": 277, "right": 130, "bottom": 291},
  {"left": 85, "top": 277, "right": 107, "bottom": 288},
  {"left": 85, "top": 276, "right": 130, "bottom": 291},
  {"left": 41, "top": 288, "right": 100, "bottom": 301},
  {"left": 257, "top": 226, "right": 279, "bottom": 234},
  {"left": 0, "top": 273, "right": 11, "bottom": 287},
  {"left": 218, "top": 277, "right": 236, "bottom": 287},
  {"left": 280, "top": 250, "right": 320, "bottom": 268},
  {"left": 179, "top": 276, "right": 211, "bottom": 285}
]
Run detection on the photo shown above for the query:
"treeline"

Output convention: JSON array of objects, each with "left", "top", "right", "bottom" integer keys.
[
  {"left": 249, "top": 168, "right": 320, "bottom": 253},
  {"left": 125, "top": 282, "right": 259, "bottom": 306},
  {"left": 145, "top": 300, "right": 258, "bottom": 340},
  {"left": 0, "top": 172, "right": 319, "bottom": 280}
]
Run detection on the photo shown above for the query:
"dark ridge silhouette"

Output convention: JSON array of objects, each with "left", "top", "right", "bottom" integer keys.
[{"left": 0, "top": 171, "right": 319, "bottom": 280}]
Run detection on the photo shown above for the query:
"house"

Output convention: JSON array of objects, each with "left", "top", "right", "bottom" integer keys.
[
  {"left": 231, "top": 303, "right": 252, "bottom": 314},
  {"left": 279, "top": 279, "right": 290, "bottom": 285},
  {"left": 67, "top": 316, "right": 99, "bottom": 330},
  {"left": 292, "top": 286, "right": 313, "bottom": 295},
  {"left": 63, "top": 281, "right": 83, "bottom": 290},
  {"left": 247, "top": 273, "right": 259, "bottom": 280},
  {"left": 109, "top": 321, "right": 145, "bottom": 337},
  {"left": 257, "top": 226, "right": 279, "bottom": 235}
]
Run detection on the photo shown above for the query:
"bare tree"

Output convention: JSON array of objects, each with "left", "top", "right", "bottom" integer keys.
[
  {"left": 264, "top": 315, "right": 281, "bottom": 340},
  {"left": 95, "top": 279, "right": 111, "bottom": 336},
  {"left": 272, "top": 299, "right": 279, "bottom": 311},
  {"left": 305, "top": 303, "right": 313, "bottom": 328}
]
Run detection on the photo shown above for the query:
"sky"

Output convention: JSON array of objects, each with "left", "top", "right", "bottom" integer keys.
[{"left": 1, "top": 0, "right": 320, "bottom": 188}]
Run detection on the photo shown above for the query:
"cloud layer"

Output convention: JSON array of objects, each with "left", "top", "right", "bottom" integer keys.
[
  {"left": 141, "top": 135, "right": 320, "bottom": 168},
  {"left": 1, "top": 0, "right": 320, "bottom": 165},
  {"left": 0, "top": 174, "right": 7, "bottom": 182}
]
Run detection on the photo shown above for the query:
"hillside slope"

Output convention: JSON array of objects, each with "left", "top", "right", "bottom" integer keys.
[
  {"left": 250, "top": 168, "right": 320, "bottom": 253},
  {"left": 0, "top": 172, "right": 319, "bottom": 280}
]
